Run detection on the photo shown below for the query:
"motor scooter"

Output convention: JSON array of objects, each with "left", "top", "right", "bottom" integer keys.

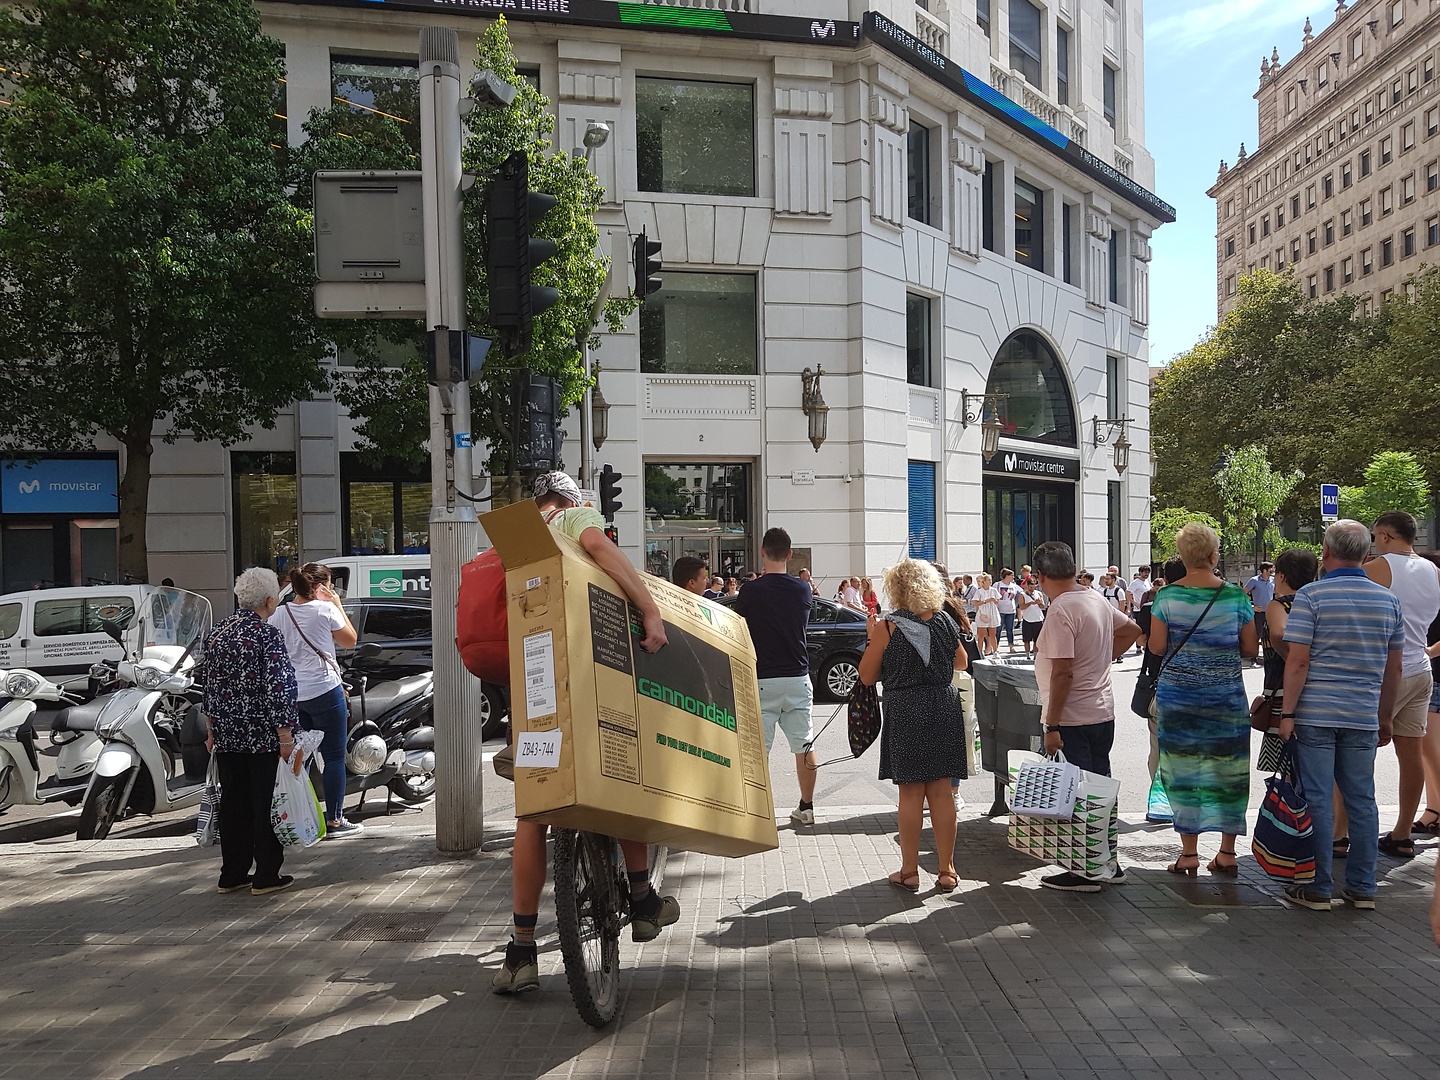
[
  {"left": 0, "top": 669, "right": 100, "bottom": 813},
  {"left": 331, "top": 643, "right": 436, "bottom": 814},
  {"left": 75, "top": 588, "right": 213, "bottom": 841}
]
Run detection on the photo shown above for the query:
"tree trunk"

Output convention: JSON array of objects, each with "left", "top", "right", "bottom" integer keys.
[{"left": 117, "top": 439, "right": 153, "bottom": 584}]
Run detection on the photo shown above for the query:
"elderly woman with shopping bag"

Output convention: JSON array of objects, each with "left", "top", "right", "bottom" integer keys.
[{"left": 199, "top": 568, "right": 304, "bottom": 896}]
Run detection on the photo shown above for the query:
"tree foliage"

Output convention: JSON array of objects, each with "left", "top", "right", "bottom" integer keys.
[
  {"left": 1338, "top": 450, "right": 1432, "bottom": 523},
  {"left": 0, "top": 0, "right": 328, "bottom": 579},
  {"left": 1150, "top": 508, "right": 1223, "bottom": 563},
  {"left": 1213, "top": 445, "right": 1301, "bottom": 566}
]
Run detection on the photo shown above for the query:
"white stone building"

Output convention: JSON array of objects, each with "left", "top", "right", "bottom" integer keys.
[{"left": 0, "top": 0, "right": 1171, "bottom": 605}]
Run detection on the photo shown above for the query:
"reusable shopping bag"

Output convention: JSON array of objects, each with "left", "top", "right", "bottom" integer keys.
[
  {"left": 1006, "top": 750, "right": 1121, "bottom": 878},
  {"left": 1251, "top": 738, "right": 1316, "bottom": 883},
  {"left": 195, "top": 754, "right": 220, "bottom": 848},
  {"left": 1008, "top": 751, "right": 1082, "bottom": 820}
]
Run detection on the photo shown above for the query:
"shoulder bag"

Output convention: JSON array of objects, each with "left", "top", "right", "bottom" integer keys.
[
  {"left": 1129, "top": 587, "right": 1223, "bottom": 719},
  {"left": 285, "top": 604, "right": 352, "bottom": 724}
]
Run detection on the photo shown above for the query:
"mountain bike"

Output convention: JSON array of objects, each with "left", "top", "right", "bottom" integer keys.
[{"left": 552, "top": 830, "right": 668, "bottom": 1028}]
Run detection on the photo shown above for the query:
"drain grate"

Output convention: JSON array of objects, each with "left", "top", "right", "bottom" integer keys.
[
  {"left": 1159, "top": 879, "right": 1276, "bottom": 907},
  {"left": 332, "top": 912, "right": 445, "bottom": 942}
]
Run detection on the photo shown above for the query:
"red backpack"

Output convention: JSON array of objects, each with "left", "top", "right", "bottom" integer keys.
[{"left": 457, "top": 547, "right": 509, "bottom": 684}]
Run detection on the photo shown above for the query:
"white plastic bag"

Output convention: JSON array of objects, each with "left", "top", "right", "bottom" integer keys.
[
  {"left": 271, "top": 746, "right": 325, "bottom": 848},
  {"left": 195, "top": 754, "right": 220, "bottom": 848},
  {"left": 1008, "top": 750, "right": 1082, "bottom": 819}
]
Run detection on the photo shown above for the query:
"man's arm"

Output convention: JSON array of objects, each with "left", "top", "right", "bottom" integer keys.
[
  {"left": 580, "top": 528, "right": 668, "bottom": 653},
  {"left": 1365, "top": 558, "right": 1392, "bottom": 588},
  {"left": 1279, "top": 643, "right": 1311, "bottom": 739},
  {"left": 1113, "top": 619, "right": 1142, "bottom": 658},
  {"left": 1041, "top": 657, "right": 1074, "bottom": 756},
  {"left": 1377, "top": 647, "right": 1402, "bottom": 747}
]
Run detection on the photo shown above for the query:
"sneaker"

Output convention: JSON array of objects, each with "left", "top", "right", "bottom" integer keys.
[
  {"left": 1099, "top": 862, "right": 1127, "bottom": 885},
  {"left": 324, "top": 817, "right": 365, "bottom": 840},
  {"left": 1282, "top": 885, "right": 1332, "bottom": 911},
  {"left": 251, "top": 875, "right": 295, "bottom": 896},
  {"left": 1340, "top": 888, "right": 1376, "bottom": 910},
  {"left": 952, "top": 789, "right": 966, "bottom": 811},
  {"left": 790, "top": 805, "right": 815, "bottom": 826},
  {"left": 1039, "top": 871, "right": 1103, "bottom": 893},
  {"left": 217, "top": 876, "right": 253, "bottom": 894},
  {"left": 490, "top": 941, "right": 540, "bottom": 995},
  {"left": 630, "top": 890, "right": 681, "bottom": 942}
]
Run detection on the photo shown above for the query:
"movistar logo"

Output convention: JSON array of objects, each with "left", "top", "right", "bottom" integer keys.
[
  {"left": 1004, "top": 452, "right": 1018, "bottom": 471},
  {"left": 637, "top": 678, "right": 737, "bottom": 732},
  {"left": 17, "top": 479, "right": 38, "bottom": 494}
]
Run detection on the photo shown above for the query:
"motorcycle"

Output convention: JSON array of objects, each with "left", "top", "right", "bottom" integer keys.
[
  {"left": 331, "top": 642, "right": 436, "bottom": 813},
  {"left": 75, "top": 587, "right": 213, "bottom": 841},
  {"left": 0, "top": 669, "right": 100, "bottom": 814}
]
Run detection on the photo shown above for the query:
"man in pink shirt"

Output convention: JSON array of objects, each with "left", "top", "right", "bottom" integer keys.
[{"left": 1032, "top": 541, "right": 1142, "bottom": 892}]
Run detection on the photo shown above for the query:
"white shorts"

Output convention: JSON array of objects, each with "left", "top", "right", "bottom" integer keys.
[{"left": 757, "top": 675, "right": 814, "bottom": 754}]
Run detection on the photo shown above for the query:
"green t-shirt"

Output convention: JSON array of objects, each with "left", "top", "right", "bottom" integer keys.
[{"left": 546, "top": 504, "right": 605, "bottom": 544}]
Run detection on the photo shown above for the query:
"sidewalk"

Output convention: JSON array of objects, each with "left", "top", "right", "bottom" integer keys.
[{"left": 2, "top": 799, "right": 1437, "bottom": 1080}]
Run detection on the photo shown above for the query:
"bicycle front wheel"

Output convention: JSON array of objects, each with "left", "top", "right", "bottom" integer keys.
[{"left": 553, "top": 828, "right": 623, "bottom": 1028}]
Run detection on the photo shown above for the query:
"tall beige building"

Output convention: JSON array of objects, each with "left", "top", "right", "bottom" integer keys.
[{"left": 1210, "top": 0, "right": 1440, "bottom": 317}]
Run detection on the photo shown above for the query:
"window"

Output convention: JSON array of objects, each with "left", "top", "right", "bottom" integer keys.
[
  {"left": 976, "top": 0, "right": 991, "bottom": 36},
  {"left": 1366, "top": 97, "right": 1375, "bottom": 122},
  {"left": 1351, "top": 32, "right": 1364, "bottom": 62},
  {"left": 1286, "top": 86, "right": 1298, "bottom": 114},
  {"left": 1429, "top": 160, "right": 1439, "bottom": 191},
  {"left": 1391, "top": 0, "right": 1404, "bottom": 29},
  {"left": 639, "top": 271, "right": 758, "bottom": 375},
  {"left": 1062, "top": 202, "right": 1074, "bottom": 284},
  {"left": 906, "top": 293, "right": 933, "bottom": 387},
  {"left": 982, "top": 160, "right": 996, "bottom": 252},
  {"left": 1427, "top": 57, "right": 1435, "bottom": 83},
  {"left": 1277, "top": 206, "right": 1285, "bottom": 227},
  {"left": 232, "top": 452, "right": 298, "bottom": 576},
  {"left": 1382, "top": 288, "right": 1394, "bottom": 302},
  {"left": 1403, "top": 227, "right": 1416, "bottom": 257},
  {"left": 1108, "top": 482, "right": 1124, "bottom": 568},
  {"left": 1009, "top": 0, "right": 1043, "bottom": 86},
  {"left": 907, "top": 462, "right": 937, "bottom": 561},
  {"left": 1361, "top": 198, "right": 1373, "bottom": 226},
  {"left": 32, "top": 596, "right": 135, "bottom": 638},
  {"left": 1430, "top": 218, "right": 1440, "bottom": 247},
  {"left": 1307, "top": 229, "right": 1317, "bottom": 255},
  {"left": 1225, "top": 197, "right": 1235, "bottom": 218},
  {"left": 1307, "top": 185, "right": 1317, "bottom": 209},
  {"left": 342, "top": 457, "right": 429, "bottom": 556},
  {"left": 1291, "top": 239, "right": 1301, "bottom": 262},
  {"left": 363, "top": 605, "right": 432, "bottom": 642},
  {"left": 0, "top": 603, "right": 19, "bottom": 641},
  {"left": 1103, "top": 64, "right": 1118, "bottom": 129},
  {"left": 1014, "top": 180, "right": 1044, "bottom": 271},
  {"left": 1225, "top": 274, "right": 1236, "bottom": 296},
  {"left": 1382, "top": 237, "right": 1394, "bottom": 265},
  {"left": 1324, "top": 220, "right": 1334, "bottom": 246},
  {"left": 1105, "top": 353, "right": 1122, "bottom": 419},
  {"left": 1226, "top": 237, "right": 1236, "bottom": 257},
  {"left": 1291, "top": 195, "right": 1301, "bottom": 219},
  {"left": 1393, "top": 79, "right": 1403, "bottom": 106},
  {"left": 1056, "top": 25, "right": 1070, "bottom": 106},
  {"left": 330, "top": 55, "right": 421, "bottom": 151},
  {"left": 1403, "top": 122, "right": 1416, "bottom": 152},
  {"left": 1402, "top": 173, "right": 1415, "bottom": 204},
  {"left": 1362, "top": 247, "right": 1373, "bottom": 275},
  {"left": 985, "top": 331, "right": 1077, "bottom": 447},
  {"left": 1318, "top": 61, "right": 1329, "bottom": 89},
  {"left": 1342, "top": 209, "right": 1353, "bottom": 236},
  {"left": 1260, "top": 254, "right": 1270, "bottom": 270},
  {"left": 1108, "top": 230, "right": 1122, "bottom": 304},
  {"left": 1408, "top": 68, "right": 1419, "bottom": 95},
  {"left": 1381, "top": 135, "right": 1393, "bottom": 165},
  {"left": 1381, "top": 186, "right": 1394, "bottom": 215},
  {"left": 1261, "top": 215, "right": 1270, "bottom": 237},
  {"left": 907, "top": 122, "right": 933, "bottom": 225},
  {"left": 1342, "top": 257, "right": 1354, "bottom": 284},
  {"left": 1428, "top": 108, "right": 1439, "bottom": 137},
  {"left": 1360, "top": 149, "right": 1371, "bottom": 176},
  {"left": 1307, "top": 274, "right": 1318, "bottom": 298},
  {"left": 636, "top": 78, "right": 755, "bottom": 197},
  {"left": 1324, "top": 266, "right": 1335, "bottom": 292},
  {"left": 1274, "top": 247, "right": 1284, "bottom": 269},
  {"left": 1248, "top": 222, "right": 1257, "bottom": 245},
  {"left": 1324, "top": 174, "right": 1334, "bottom": 199},
  {"left": 1342, "top": 163, "right": 1352, "bottom": 189}
]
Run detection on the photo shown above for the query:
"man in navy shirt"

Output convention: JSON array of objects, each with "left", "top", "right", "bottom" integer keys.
[{"left": 734, "top": 527, "right": 817, "bottom": 824}]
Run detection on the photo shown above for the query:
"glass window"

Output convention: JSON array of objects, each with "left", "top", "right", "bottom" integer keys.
[
  {"left": 1361, "top": 149, "right": 1371, "bottom": 176},
  {"left": 906, "top": 293, "right": 933, "bottom": 387},
  {"left": 330, "top": 55, "right": 420, "bottom": 151},
  {"left": 642, "top": 463, "right": 753, "bottom": 579},
  {"left": 1342, "top": 164, "right": 1352, "bottom": 188},
  {"left": 1403, "top": 173, "right": 1416, "bottom": 203},
  {"left": 1262, "top": 215, "right": 1270, "bottom": 237},
  {"left": 1429, "top": 161, "right": 1439, "bottom": 191},
  {"left": 1108, "top": 230, "right": 1121, "bottom": 304},
  {"left": 1056, "top": 26, "right": 1070, "bottom": 106},
  {"left": 982, "top": 160, "right": 996, "bottom": 252},
  {"left": 1105, "top": 354, "right": 1121, "bottom": 418},
  {"left": 1307, "top": 230, "right": 1317, "bottom": 254},
  {"left": 1324, "top": 266, "right": 1335, "bottom": 292},
  {"left": 1382, "top": 237, "right": 1394, "bottom": 265},
  {"left": 1324, "top": 174, "right": 1334, "bottom": 198},
  {"left": 1291, "top": 194, "right": 1301, "bottom": 218},
  {"left": 977, "top": 0, "right": 991, "bottom": 36},
  {"left": 1342, "top": 209, "right": 1352, "bottom": 236},
  {"left": 1381, "top": 135, "right": 1393, "bottom": 164},
  {"left": 1307, "top": 185, "right": 1316, "bottom": 208},
  {"left": 636, "top": 78, "right": 754, "bottom": 197},
  {"left": 0, "top": 603, "right": 19, "bottom": 639},
  {"left": 985, "top": 331, "right": 1077, "bottom": 447},
  {"left": 1103, "top": 64, "right": 1117, "bottom": 129},
  {"left": 362, "top": 604, "right": 432, "bottom": 641},
  {"left": 232, "top": 452, "right": 297, "bottom": 577},
  {"left": 1391, "top": 1, "right": 1403, "bottom": 29},
  {"left": 32, "top": 596, "right": 134, "bottom": 637},
  {"left": 639, "top": 271, "right": 757, "bottom": 375},
  {"left": 1381, "top": 186, "right": 1393, "bottom": 214},
  {"left": 1428, "top": 107, "right": 1438, "bottom": 137},
  {"left": 1342, "top": 257, "right": 1353, "bottom": 284},
  {"left": 1009, "top": 0, "right": 1043, "bottom": 87},
  {"left": 1062, "top": 203, "right": 1074, "bottom": 284},
  {"left": 907, "top": 123, "right": 932, "bottom": 225},
  {"left": 1226, "top": 237, "right": 1235, "bottom": 257},
  {"left": 1107, "top": 482, "right": 1123, "bottom": 569},
  {"left": 1324, "top": 220, "right": 1334, "bottom": 245},
  {"left": 1403, "top": 121, "right": 1416, "bottom": 151},
  {"left": 341, "top": 456, "right": 430, "bottom": 556},
  {"left": 1308, "top": 274, "right": 1318, "bottom": 298},
  {"left": 1014, "top": 180, "right": 1044, "bottom": 271},
  {"left": 1362, "top": 247, "right": 1373, "bottom": 274},
  {"left": 1291, "top": 239, "right": 1301, "bottom": 262},
  {"left": 1361, "top": 198, "right": 1372, "bottom": 225},
  {"left": 1403, "top": 227, "right": 1416, "bottom": 257},
  {"left": 1428, "top": 219, "right": 1439, "bottom": 247}
]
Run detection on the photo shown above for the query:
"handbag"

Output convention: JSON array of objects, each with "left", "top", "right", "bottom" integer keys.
[
  {"left": 1249, "top": 689, "right": 1279, "bottom": 733},
  {"left": 286, "top": 604, "right": 353, "bottom": 724},
  {"left": 494, "top": 736, "right": 515, "bottom": 782},
  {"left": 1251, "top": 738, "right": 1316, "bottom": 883},
  {"left": 195, "top": 754, "right": 221, "bottom": 848},
  {"left": 802, "top": 679, "right": 884, "bottom": 768},
  {"left": 1007, "top": 750, "right": 1122, "bottom": 877},
  {"left": 1009, "top": 752, "right": 1082, "bottom": 820},
  {"left": 1129, "top": 587, "right": 1223, "bottom": 719}
]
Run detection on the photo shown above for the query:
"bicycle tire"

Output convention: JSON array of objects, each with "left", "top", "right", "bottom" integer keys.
[{"left": 553, "top": 828, "right": 623, "bottom": 1028}]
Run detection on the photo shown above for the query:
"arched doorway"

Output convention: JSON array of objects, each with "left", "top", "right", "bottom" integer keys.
[{"left": 982, "top": 331, "right": 1080, "bottom": 576}]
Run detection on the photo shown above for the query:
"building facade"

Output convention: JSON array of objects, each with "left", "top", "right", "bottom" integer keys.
[
  {"left": 0, "top": 0, "right": 1170, "bottom": 607},
  {"left": 1210, "top": 0, "right": 1440, "bottom": 317}
]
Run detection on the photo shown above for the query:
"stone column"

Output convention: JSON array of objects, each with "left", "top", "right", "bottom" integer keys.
[
  {"left": 773, "top": 57, "right": 835, "bottom": 218},
  {"left": 1130, "top": 230, "right": 1153, "bottom": 326},
  {"left": 949, "top": 132, "right": 986, "bottom": 257}
]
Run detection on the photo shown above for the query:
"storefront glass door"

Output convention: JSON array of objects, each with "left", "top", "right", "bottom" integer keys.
[
  {"left": 983, "top": 482, "right": 1074, "bottom": 577},
  {"left": 642, "top": 462, "right": 754, "bottom": 582}
]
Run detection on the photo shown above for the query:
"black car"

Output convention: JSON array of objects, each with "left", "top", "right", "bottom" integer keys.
[
  {"left": 716, "top": 595, "right": 868, "bottom": 702},
  {"left": 341, "top": 597, "right": 508, "bottom": 739}
]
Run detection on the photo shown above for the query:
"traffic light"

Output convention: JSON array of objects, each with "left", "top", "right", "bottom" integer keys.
[
  {"left": 511, "top": 369, "right": 563, "bottom": 472},
  {"left": 599, "top": 463, "right": 623, "bottom": 522},
  {"left": 486, "top": 150, "right": 560, "bottom": 349},
  {"left": 604, "top": 524, "right": 619, "bottom": 546},
  {"left": 632, "top": 228, "right": 662, "bottom": 301}
]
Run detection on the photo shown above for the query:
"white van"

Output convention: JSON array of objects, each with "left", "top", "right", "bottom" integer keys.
[
  {"left": 0, "top": 585, "right": 154, "bottom": 692},
  {"left": 311, "top": 555, "right": 432, "bottom": 600}
]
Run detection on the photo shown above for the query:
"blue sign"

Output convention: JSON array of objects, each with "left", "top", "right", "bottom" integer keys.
[
  {"left": 1320, "top": 483, "right": 1340, "bottom": 519},
  {"left": 1, "top": 458, "right": 119, "bottom": 515}
]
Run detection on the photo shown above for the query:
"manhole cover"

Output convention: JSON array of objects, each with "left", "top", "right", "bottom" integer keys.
[
  {"left": 333, "top": 912, "right": 445, "bottom": 941},
  {"left": 1121, "top": 845, "right": 1197, "bottom": 862},
  {"left": 1159, "top": 880, "right": 1275, "bottom": 907}
]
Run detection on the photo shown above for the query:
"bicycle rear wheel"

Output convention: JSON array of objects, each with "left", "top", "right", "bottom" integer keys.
[{"left": 553, "top": 828, "right": 623, "bottom": 1028}]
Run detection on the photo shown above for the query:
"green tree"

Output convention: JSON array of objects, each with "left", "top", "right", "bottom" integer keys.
[
  {"left": 0, "top": 0, "right": 327, "bottom": 580},
  {"left": 1150, "top": 508, "right": 1223, "bottom": 564},
  {"left": 644, "top": 467, "right": 691, "bottom": 518},
  {"left": 1214, "top": 445, "right": 1302, "bottom": 576},
  {"left": 1338, "top": 450, "right": 1432, "bottom": 523}
]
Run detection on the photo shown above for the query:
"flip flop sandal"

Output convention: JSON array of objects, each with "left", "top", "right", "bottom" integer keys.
[
  {"left": 1412, "top": 809, "right": 1440, "bottom": 835},
  {"left": 1378, "top": 834, "right": 1416, "bottom": 859}
]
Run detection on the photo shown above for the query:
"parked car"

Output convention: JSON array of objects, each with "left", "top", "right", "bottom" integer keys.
[
  {"left": 340, "top": 596, "right": 507, "bottom": 739},
  {"left": 716, "top": 595, "right": 867, "bottom": 702},
  {"left": 0, "top": 585, "right": 152, "bottom": 695}
]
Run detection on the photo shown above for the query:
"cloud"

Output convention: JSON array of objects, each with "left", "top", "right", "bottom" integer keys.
[{"left": 1149, "top": 0, "right": 1324, "bottom": 55}]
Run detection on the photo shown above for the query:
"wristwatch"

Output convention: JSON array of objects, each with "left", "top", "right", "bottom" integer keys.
[
  {"left": 1045, "top": 725, "right": 1063, "bottom": 733},
  {"left": 1280, "top": 712, "right": 1296, "bottom": 719}
]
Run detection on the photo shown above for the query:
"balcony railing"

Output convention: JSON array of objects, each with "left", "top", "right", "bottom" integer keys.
[
  {"left": 643, "top": 0, "right": 754, "bottom": 11},
  {"left": 914, "top": 6, "right": 948, "bottom": 55},
  {"left": 1114, "top": 145, "right": 1134, "bottom": 177}
]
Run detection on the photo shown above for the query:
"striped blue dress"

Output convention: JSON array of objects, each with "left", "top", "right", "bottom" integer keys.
[{"left": 1153, "top": 584, "right": 1254, "bottom": 836}]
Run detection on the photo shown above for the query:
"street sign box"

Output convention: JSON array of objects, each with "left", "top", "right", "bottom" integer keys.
[
  {"left": 1320, "top": 483, "right": 1339, "bottom": 521},
  {"left": 313, "top": 170, "right": 425, "bottom": 282}
]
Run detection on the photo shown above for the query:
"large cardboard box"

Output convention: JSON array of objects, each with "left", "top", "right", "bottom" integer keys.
[{"left": 481, "top": 501, "right": 778, "bottom": 858}]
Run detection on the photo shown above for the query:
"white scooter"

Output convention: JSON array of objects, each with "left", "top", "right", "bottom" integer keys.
[
  {"left": 75, "top": 588, "right": 213, "bottom": 841},
  {"left": 0, "top": 669, "right": 100, "bottom": 813}
]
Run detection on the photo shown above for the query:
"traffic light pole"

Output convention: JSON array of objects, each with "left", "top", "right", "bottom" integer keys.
[{"left": 419, "top": 26, "right": 485, "bottom": 854}]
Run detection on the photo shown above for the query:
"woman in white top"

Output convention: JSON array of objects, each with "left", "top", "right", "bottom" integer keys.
[
  {"left": 973, "top": 572, "right": 1001, "bottom": 656},
  {"left": 271, "top": 563, "right": 361, "bottom": 837},
  {"left": 1018, "top": 585, "right": 1047, "bottom": 656}
]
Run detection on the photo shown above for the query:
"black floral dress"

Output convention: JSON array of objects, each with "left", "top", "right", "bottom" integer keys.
[{"left": 877, "top": 610, "right": 967, "bottom": 784}]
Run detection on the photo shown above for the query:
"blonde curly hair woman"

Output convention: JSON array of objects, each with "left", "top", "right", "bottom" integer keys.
[{"left": 858, "top": 558, "right": 969, "bottom": 893}]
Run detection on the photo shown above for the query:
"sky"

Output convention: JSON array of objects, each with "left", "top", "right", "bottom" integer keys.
[{"left": 1144, "top": 0, "right": 1336, "bottom": 368}]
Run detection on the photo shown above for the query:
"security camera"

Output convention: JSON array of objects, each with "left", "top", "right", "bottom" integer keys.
[
  {"left": 468, "top": 69, "right": 517, "bottom": 110},
  {"left": 583, "top": 121, "right": 611, "bottom": 149}
]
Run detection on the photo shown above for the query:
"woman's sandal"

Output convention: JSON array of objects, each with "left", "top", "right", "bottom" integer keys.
[
  {"left": 1206, "top": 849, "right": 1240, "bottom": 876},
  {"left": 1378, "top": 834, "right": 1416, "bottom": 859},
  {"left": 1166, "top": 853, "right": 1200, "bottom": 877},
  {"left": 1413, "top": 808, "right": 1440, "bottom": 835},
  {"left": 935, "top": 871, "right": 959, "bottom": 893},
  {"left": 1333, "top": 836, "right": 1350, "bottom": 859},
  {"left": 888, "top": 871, "right": 921, "bottom": 892}
]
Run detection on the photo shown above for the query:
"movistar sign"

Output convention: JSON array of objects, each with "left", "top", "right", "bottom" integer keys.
[{"left": 638, "top": 678, "right": 737, "bottom": 732}]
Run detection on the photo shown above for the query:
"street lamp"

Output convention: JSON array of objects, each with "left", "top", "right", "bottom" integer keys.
[
  {"left": 961, "top": 390, "right": 1008, "bottom": 458},
  {"left": 1092, "top": 415, "right": 1133, "bottom": 474},
  {"left": 576, "top": 121, "right": 612, "bottom": 483},
  {"left": 590, "top": 360, "right": 610, "bottom": 451},
  {"left": 800, "top": 366, "right": 829, "bottom": 451}
]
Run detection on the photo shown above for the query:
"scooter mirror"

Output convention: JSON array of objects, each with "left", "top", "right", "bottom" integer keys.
[{"left": 354, "top": 642, "right": 384, "bottom": 661}]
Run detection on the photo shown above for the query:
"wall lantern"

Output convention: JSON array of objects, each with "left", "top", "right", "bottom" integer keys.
[{"left": 801, "top": 366, "right": 829, "bottom": 452}]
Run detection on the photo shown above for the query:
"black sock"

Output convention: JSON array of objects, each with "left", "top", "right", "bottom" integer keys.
[
  {"left": 628, "top": 869, "right": 651, "bottom": 901},
  {"left": 798, "top": 800, "right": 813, "bottom": 811}
]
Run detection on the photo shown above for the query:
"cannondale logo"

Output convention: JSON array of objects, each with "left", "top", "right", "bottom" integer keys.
[{"left": 17, "top": 479, "right": 39, "bottom": 494}]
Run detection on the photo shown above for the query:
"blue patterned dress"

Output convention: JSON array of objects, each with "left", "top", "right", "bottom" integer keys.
[{"left": 1153, "top": 584, "right": 1254, "bottom": 836}]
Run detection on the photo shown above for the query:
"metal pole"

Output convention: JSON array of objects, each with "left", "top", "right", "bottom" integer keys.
[
  {"left": 579, "top": 338, "right": 593, "bottom": 486},
  {"left": 419, "top": 26, "right": 484, "bottom": 853}
]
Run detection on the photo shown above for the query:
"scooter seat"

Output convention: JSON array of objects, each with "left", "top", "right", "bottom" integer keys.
[
  {"left": 356, "top": 674, "right": 431, "bottom": 720},
  {"left": 52, "top": 700, "right": 107, "bottom": 733}
]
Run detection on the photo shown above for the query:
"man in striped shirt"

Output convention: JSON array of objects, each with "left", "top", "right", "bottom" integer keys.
[{"left": 1279, "top": 519, "right": 1404, "bottom": 912}]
